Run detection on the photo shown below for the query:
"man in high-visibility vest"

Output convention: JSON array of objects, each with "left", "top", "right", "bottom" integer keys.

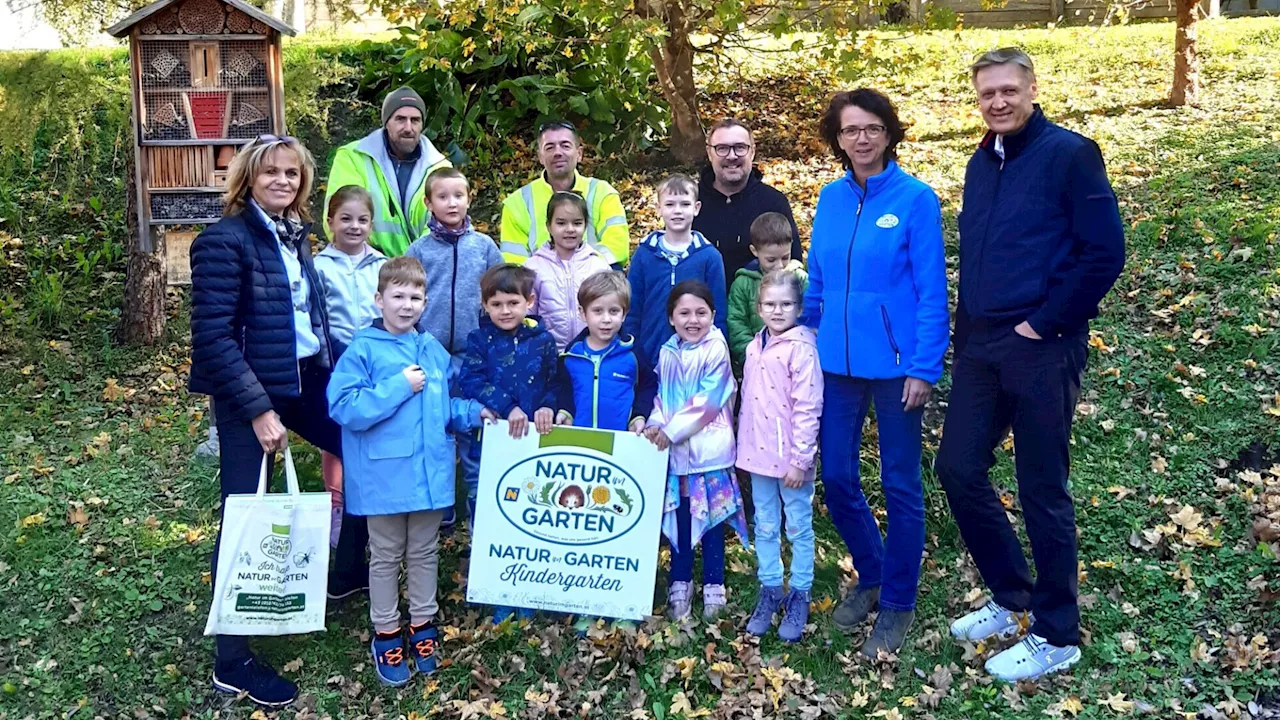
[
  {"left": 324, "top": 87, "right": 452, "bottom": 257},
  {"left": 499, "top": 122, "right": 630, "bottom": 268}
]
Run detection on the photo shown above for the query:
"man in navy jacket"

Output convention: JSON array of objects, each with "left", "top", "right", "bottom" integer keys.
[{"left": 936, "top": 48, "right": 1125, "bottom": 683}]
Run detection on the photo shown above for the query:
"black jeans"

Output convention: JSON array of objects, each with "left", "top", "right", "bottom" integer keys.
[
  {"left": 212, "top": 362, "right": 369, "bottom": 666},
  {"left": 935, "top": 328, "right": 1087, "bottom": 647}
]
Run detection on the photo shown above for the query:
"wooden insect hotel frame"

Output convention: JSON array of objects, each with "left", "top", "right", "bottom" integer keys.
[{"left": 108, "top": 0, "right": 295, "bottom": 259}]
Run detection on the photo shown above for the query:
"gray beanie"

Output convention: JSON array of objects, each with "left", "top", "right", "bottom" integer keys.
[{"left": 381, "top": 86, "right": 426, "bottom": 126}]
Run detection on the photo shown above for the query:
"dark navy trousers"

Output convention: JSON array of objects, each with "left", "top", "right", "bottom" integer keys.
[{"left": 936, "top": 328, "right": 1087, "bottom": 647}]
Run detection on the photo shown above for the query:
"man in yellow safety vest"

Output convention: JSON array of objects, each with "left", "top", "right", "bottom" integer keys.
[
  {"left": 499, "top": 122, "right": 630, "bottom": 268},
  {"left": 324, "top": 87, "right": 452, "bottom": 257}
]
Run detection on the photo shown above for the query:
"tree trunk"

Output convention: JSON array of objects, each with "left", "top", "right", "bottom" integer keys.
[
  {"left": 1171, "top": 0, "right": 1200, "bottom": 106},
  {"left": 120, "top": 157, "right": 167, "bottom": 346},
  {"left": 635, "top": 0, "right": 704, "bottom": 163}
]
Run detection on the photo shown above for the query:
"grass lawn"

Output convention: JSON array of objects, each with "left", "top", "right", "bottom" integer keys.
[{"left": 2, "top": 17, "right": 1280, "bottom": 720}]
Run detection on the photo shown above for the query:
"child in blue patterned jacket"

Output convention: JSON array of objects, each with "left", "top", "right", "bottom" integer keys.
[{"left": 459, "top": 262, "right": 566, "bottom": 623}]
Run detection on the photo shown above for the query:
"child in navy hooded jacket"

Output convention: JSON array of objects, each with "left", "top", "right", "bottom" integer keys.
[
  {"left": 624, "top": 174, "right": 728, "bottom": 366},
  {"left": 458, "top": 263, "right": 563, "bottom": 624}
]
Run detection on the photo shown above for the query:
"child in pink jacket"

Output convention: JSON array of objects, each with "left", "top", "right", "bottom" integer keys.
[
  {"left": 736, "top": 270, "right": 823, "bottom": 642},
  {"left": 525, "top": 192, "right": 612, "bottom": 350}
]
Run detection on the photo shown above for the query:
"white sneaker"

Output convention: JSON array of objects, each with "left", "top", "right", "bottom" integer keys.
[
  {"left": 949, "top": 600, "right": 1031, "bottom": 642},
  {"left": 984, "top": 634, "right": 1081, "bottom": 681}
]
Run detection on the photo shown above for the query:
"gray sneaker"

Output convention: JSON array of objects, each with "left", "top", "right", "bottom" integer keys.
[
  {"left": 745, "top": 585, "right": 786, "bottom": 636},
  {"left": 667, "top": 581, "right": 692, "bottom": 621},
  {"left": 860, "top": 608, "right": 915, "bottom": 658},
  {"left": 194, "top": 426, "right": 220, "bottom": 458},
  {"left": 832, "top": 586, "right": 880, "bottom": 630},
  {"left": 777, "top": 589, "right": 810, "bottom": 642},
  {"left": 702, "top": 584, "right": 727, "bottom": 621}
]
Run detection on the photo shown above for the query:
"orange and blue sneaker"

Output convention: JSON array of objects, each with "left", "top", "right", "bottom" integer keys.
[
  {"left": 371, "top": 629, "right": 411, "bottom": 687},
  {"left": 408, "top": 622, "right": 439, "bottom": 675}
]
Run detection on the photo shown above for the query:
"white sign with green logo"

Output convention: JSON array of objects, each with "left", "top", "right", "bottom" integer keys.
[{"left": 467, "top": 422, "right": 668, "bottom": 620}]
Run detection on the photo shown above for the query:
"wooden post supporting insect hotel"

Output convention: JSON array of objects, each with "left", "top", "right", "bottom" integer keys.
[{"left": 108, "top": 0, "right": 294, "bottom": 344}]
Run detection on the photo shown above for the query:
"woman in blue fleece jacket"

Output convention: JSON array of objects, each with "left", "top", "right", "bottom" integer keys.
[{"left": 801, "top": 89, "right": 949, "bottom": 657}]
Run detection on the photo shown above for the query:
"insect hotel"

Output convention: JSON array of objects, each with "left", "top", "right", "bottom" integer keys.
[{"left": 107, "top": 0, "right": 295, "bottom": 281}]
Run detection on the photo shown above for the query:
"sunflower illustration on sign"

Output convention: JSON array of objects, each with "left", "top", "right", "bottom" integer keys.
[{"left": 526, "top": 480, "right": 634, "bottom": 516}]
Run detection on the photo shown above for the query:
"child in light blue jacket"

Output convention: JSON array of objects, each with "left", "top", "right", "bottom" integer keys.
[{"left": 327, "top": 256, "right": 493, "bottom": 689}]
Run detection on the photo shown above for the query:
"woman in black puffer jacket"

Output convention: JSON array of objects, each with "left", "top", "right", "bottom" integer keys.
[{"left": 188, "top": 136, "right": 368, "bottom": 708}]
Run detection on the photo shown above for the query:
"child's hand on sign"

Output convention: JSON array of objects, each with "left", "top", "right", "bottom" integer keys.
[
  {"left": 628, "top": 417, "right": 645, "bottom": 434},
  {"left": 555, "top": 410, "right": 573, "bottom": 426},
  {"left": 643, "top": 426, "right": 670, "bottom": 450},
  {"left": 508, "top": 407, "right": 529, "bottom": 438},
  {"left": 403, "top": 364, "right": 426, "bottom": 393},
  {"left": 533, "top": 407, "right": 555, "bottom": 434},
  {"left": 479, "top": 407, "right": 499, "bottom": 423}
]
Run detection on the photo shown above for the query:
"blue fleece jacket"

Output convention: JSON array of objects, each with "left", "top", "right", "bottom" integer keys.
[
  {"left": 557, "top": 330, "right": 657, "bottom": 431},
  {"left": 623, "top": 230, "right": 728, "bottom": 366},
  {"left": 956, "top": 106, "right": 1125, "bottom": 346},
  {"left": 327, "top": 321, "right": 482, "bottom": 516},
  {"left": 458, "top": 315, "right": 562, "bottom": 417},
  {"left": 802, "top": 160, "right": 949, "bottom": 383}
]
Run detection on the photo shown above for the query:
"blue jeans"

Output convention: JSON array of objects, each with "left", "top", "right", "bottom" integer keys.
[
  {"left": 820, "top": 374, "right": 924, "bottom": 611},
  {"left": 669, "top": 496, "right": 725, "bottom": 585},
  {"left": 750, "top": 473, "right": 815, "bottom": 591}
]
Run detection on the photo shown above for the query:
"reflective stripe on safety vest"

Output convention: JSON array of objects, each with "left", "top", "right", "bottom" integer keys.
[
  {"left": 522, "top": 185, "right": 538, "bottom": 250},
  {"left": 362, "top": 160, "right": 410, "bottom": 254}
]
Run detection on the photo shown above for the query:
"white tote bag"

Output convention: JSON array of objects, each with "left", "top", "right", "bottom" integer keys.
[{"left": 204, "top": 447, "right": 332, "bottom": 636}]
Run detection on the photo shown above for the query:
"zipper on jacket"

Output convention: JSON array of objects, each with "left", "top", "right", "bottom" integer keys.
[
  {"left": 973, "top": 157, "right": 1003, "bottom": 316},
  {"left": 591, "top": 353, "right": 603, "bottom": 426},
  {"left": 841, "top": 194, "right": 867, "bottom": 376},
  {"left": 880, "top": 305, "right": 901, "bottom": 366},
  {"left": 448, "top": 241, "right": 459, "bottom": 351}
]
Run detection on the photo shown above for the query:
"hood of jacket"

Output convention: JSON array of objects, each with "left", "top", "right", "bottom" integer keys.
[
  {"left": 354, "top": 128, "right": 446, "bottom": 209},
  {"left": 637, "top": 229, "right": 717, "bottom": 258},
  {"left": 759, "top": 324, "right": 817, "bottom": 349},
  {"left": 530, "top": 240, "right": 603, "bottom": 265},
  {"left": 317, "top": 243, "right": 386, "bottom": 267},
  {"left": 660, "top": 324, "right": 728, "bottom": 356},
  {"left": 565, "top": 328, "right": 638, "bottom": 358},
  {"left": 477, "top": 313, "right": 548, "bottom": 340}
]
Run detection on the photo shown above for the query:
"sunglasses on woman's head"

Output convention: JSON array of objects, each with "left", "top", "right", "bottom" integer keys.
[{"left": 255, "top": 134, "right": 296, "bottom": 146}]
